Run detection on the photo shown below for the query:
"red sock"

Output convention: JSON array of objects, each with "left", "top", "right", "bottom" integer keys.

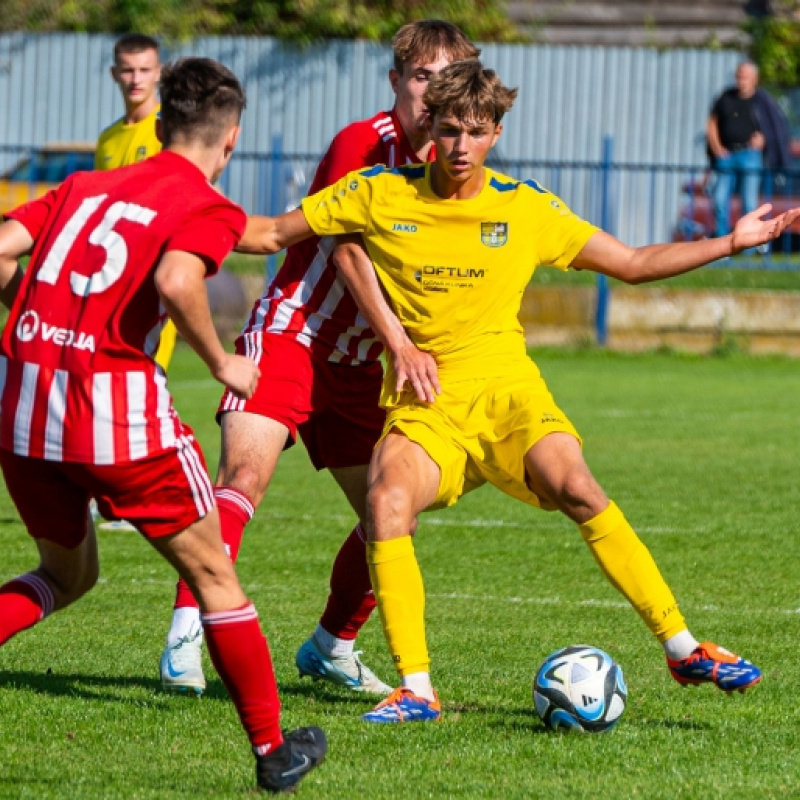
[
  {"left": 0, "top": 573, "right": 55, "bottom": 646},
  {"left": 173, "top": 486, "right": 255, "bottom": 610},
  {"left": 318, "top": 523, "right": 376, "bottom": 640},
  {"left": 201, "top": 603, "right": 283, "bottom": 754}
]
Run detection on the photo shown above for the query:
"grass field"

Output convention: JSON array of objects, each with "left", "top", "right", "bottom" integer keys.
[{"left": 2, "top": 345, "right": 800, "bottom": 799}]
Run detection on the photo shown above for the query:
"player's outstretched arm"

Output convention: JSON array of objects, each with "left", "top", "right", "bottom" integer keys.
[
  {"left": 155, "top": 250, "right": 260, "bottom": 399},
  {"left": 573, "top": 204, "right": 800, "bottom": 284},
  {"left": 0, "top": 219, "right": 33, "bottom": 309},
  {"left": 333, "top": 236, "right": 440, "bottom": 404},
  {"left": 235, "top": 208, "right": 314, "bottom": 255}
]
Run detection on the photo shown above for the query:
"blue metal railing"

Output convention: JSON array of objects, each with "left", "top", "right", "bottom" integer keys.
[{"left": 3, "top": 140, "right": 798, "bottom": 345}]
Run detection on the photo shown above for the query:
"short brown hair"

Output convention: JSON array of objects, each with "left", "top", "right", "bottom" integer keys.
[
  {"left": 392, "top": 20, "right": 479, "bottom": 73},
  {"left": 113, "top": 33, "right": 160, "bottom": 64},
  {"left": 159, "top": 58, "right": 246, "bottom": 148},
  {"left": 423, "top": 59, "right": 517, "bottom": 125}
]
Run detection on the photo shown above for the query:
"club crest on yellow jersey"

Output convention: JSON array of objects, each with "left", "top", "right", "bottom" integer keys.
[{"left": 481, "top": 222, "right": 508, "bottom": 247}]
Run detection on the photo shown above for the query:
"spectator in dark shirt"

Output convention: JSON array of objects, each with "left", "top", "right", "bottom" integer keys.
[{"left": 707, "top": 61, "right": 791, "bottom": 245}]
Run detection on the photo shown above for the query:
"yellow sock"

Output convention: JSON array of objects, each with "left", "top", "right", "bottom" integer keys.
[
  {"left": 579, "top": 501, "right": 686, "bottom": 642},
  {"left": 367, "top": 536, "right": 429, "bottom": 677}
]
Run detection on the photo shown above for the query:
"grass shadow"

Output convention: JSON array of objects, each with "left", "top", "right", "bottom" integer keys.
[{"left": 0, "top": 669, "right": 232, "bottom": 706}]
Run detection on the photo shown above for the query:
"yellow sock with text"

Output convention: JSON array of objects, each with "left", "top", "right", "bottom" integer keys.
[
  {"left": 579, "top": 502, "right": 686, "bottom": 642},
  {"left": 367, "top": 536, "right": 429, "bottom": 677}
]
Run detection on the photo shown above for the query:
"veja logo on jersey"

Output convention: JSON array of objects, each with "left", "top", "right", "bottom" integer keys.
[
  {"left": 16, "top": 310, "right": 39, "bottom": 342},
  {"left": 15, "top": 309, "right": 95, "bottom": 352},
  {"left": 392, "top": 223, "right": 418, "bottom": 233},
  {"left": 414, "top": 265, "right": 485, "bottom": 293},
  {"left": 481, "top": 221, "right": 508, "bottom": 247}
]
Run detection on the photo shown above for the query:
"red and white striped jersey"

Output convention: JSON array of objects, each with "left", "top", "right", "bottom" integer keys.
[
  {"left": 0, "top": 151, "right": 246, "bottom": 464},
  {"left": 243, "top": 109, "right": 436, "bottom": 365}
]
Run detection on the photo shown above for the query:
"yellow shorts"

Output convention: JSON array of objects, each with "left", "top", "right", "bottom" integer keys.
[
  {"left": 155, "top": 320, "right": 178, "bottom": 371},
  {"left": 381, "top": 360, "right": 581, "bottom": 509}
]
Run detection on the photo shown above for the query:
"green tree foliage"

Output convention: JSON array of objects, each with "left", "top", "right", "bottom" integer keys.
[
  {"left": 0, "top": 0, "right": 525, "bottom": 43},
  {"left": 746, "top": 2, "right": 800, "bottom": 87}
]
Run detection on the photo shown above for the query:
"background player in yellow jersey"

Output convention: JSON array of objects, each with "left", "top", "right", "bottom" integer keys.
[
  {"left": 95, "top": 33, "right": 178, "bottom": 373},
  {"left": 238, "top": 59, "right": 798, "bottom": 724}
]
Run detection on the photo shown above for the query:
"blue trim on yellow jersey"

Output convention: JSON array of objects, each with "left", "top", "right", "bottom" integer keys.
[
  {"left": 360, "top": 164, "right": 388, "bottom": 178},
  {"left": 395, "top": 164, "right": 426, "bottom": 179},
  {"left": 523, "top": 178, "right": 548, "bottom": 194},
  {"left": 360, "top": 163, "right": 426, "bottom": 180},
  {"left": 489, "top": 176, "right": 519, "bottom": 192}
]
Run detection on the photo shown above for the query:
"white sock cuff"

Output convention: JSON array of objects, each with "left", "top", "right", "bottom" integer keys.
[
  {"left": 167, "top": 606, "right": 203, "bottom": 647},
  {"left": 313, "top": 624, "right": 355, "bottom": 658},
  {"left": 201, "top": 603, "right": 258, "bottom": 628},
  {"left": 663, "top": 629, "right": 700, "bottom": 661},
  {"left": 214, "top": 486, "right": 255, "bottom": 520}
]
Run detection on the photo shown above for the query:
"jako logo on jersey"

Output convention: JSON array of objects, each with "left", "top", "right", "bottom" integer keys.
[
  {"left": 480, "top": 221, "right": 508, "bottom": 247},
  {"left": 392, "top": 223, "right": 418, "bottom": 233},
  {"left": 16, "top": 310, "right": 95, "bottom": 352}
]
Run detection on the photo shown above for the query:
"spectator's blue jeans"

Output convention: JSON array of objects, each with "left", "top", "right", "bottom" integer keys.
[{"left": 711, "top": 148, "right": 763, "bottom": 237}]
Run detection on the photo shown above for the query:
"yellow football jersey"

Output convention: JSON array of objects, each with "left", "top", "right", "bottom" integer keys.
[
  {"left": 302, "top": 163, "right": 598, "bottom": 380},
  {"left": 94, "top": 107, "right": 161, "bottom": 171}
]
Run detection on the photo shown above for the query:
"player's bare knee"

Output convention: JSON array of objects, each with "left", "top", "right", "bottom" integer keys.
[
  {"left": 216, "top": 460, "right": 267, "bottom": 506},
  {"left": 367, "top": 483, "right": 415, "bottom": 537},
  {"left": 37, "top": 566, "right": 93, "bottom": 607},
  {"left": 555, "top": 468, "right": 607, "bottom": 517}
]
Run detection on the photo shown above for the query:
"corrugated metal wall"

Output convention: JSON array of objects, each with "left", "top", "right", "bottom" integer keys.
[{"left": 0, "top": 33, "right": 743, "bottom": 242}]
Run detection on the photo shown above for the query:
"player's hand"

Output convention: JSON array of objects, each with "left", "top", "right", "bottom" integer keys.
[
  {"left": 213, "top": 354, "right": 261, "bottom": 400},
  {"left": 731, "top": 203, "right": 800, "bottom": 252},
  {"left": 392, "top": 341, "right": 441, "bottom": 403}
]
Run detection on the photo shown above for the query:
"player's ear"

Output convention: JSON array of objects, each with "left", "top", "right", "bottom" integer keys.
[
  {"left": 110, "top": 64, "right": 119, "bottom": 84},
  {"left": 389, "top": 68, "right": 400, "bottom": 95},
  {"left": 490, "top": 122, "right": 503, "bottom": 148},
  {"left": 224, "top": 125, "right": 241, "bottom": 157}
]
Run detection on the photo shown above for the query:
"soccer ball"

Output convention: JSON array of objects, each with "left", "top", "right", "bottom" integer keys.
[{"left": 533, "top": 645, "right": 627, "bottom": 733}]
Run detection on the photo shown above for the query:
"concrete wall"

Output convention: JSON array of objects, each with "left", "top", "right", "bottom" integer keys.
[{"left": 521, "top": 287, "right": 800, "bottom": 355}]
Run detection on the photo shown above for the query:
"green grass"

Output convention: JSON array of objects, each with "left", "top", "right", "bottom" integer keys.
[{"left": 2, "top": 345, "right": 800, "bottom": 798}]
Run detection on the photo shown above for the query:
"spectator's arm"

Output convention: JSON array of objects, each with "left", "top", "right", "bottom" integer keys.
[{"left": 706, "top": 114, "right": 728, "bottom": 160}]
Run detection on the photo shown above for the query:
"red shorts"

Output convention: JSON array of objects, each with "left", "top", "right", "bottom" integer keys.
[
  {"left": 218, "top": 333, "right": 385, "bottom": 470},
  {"left": 0, "top": 437, "right": 214, "bottom": 548}
]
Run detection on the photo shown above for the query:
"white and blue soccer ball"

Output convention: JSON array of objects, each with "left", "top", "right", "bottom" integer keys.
[{"left": 533, "top": 645, "right": 627, "bottom": 733}]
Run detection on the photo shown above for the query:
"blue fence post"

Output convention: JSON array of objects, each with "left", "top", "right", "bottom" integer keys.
[
  {"left": 266, "top": 134, "right": 283, "bottom": 284},
  {"left": 595, "top": 135, "right": 614, "bottom": 346}
]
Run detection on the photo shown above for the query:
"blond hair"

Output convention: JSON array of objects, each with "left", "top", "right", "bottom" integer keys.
[{"left": 392, "top": 20, "right": 479, "bottom": 72}]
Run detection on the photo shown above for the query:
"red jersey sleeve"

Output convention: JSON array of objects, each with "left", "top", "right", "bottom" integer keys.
[
  {"left": 4, "top": 186, "right": 61, "bottom": 238},
  {"left": 164, "top": 200, "right": 247, "bottom": 276},
  {"left": 309, "top": 120, "right": 384, "bottom": 193}
]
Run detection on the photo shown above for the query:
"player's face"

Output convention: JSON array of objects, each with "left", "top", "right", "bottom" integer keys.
[
  {"left": 112, "top": 49, "right": 161, "bottom": 109},
  {"left": 430, "top": 113, "right": 502, "bottom": 194},
  {"left": 391, "top": 52, "right": 453, "bottom": 136}
]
